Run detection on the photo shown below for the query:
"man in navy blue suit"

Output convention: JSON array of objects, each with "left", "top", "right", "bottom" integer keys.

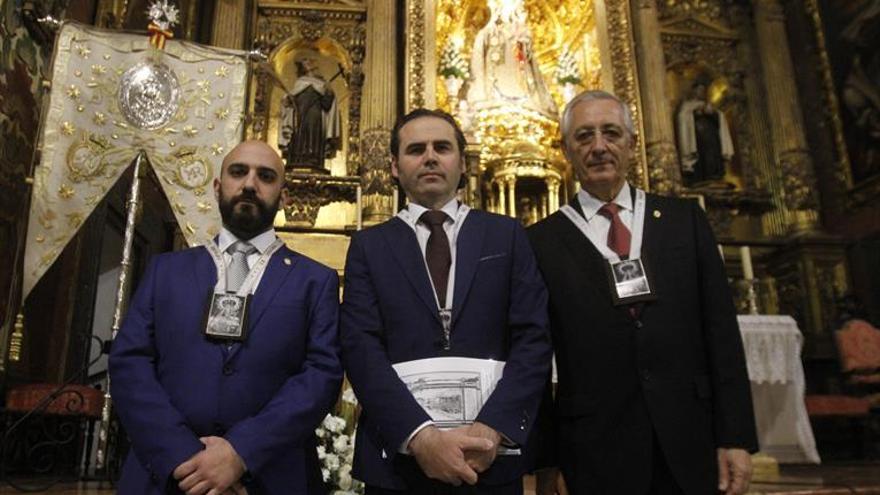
[
  {"left": 340, "top": 109, "right": 552, "bottom": 494},
  {"left": 110, "top": 140, "right": 342, "bottom": 494}
]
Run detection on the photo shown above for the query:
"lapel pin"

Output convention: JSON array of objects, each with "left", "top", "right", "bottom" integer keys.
[
  {"left": 284, "top": 258, "right": 292, "bottom": 266},
  {"left": 653, "top": 210, "right": 661, "bottom": 218}
]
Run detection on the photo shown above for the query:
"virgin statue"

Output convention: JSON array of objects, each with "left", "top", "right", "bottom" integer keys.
[{"left": 466, "top": 0, "right": 557, "bottom": 118}]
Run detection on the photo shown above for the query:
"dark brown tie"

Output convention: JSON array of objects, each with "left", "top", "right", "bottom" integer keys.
[
  {"left": 420, "top": 210, "right": 451, "bottom": 308},
  {"left": 597, "top": 203, "right": 631, "bottom": 259}
]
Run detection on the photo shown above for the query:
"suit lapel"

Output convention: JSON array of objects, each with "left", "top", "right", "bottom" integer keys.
[
  {"left": 640, "top": 194, "right": 664, "bottom": 296},
  {"left": 451, "top": 212, "right": 485, "bottom": 325},
  {"left": 555, "top": 200, "right": 615, "bottom": 302},
  {"left": 192, "top": 247, "right": 217, "bottom": 302},
  {"left": 382, "top": 218, "right": 440, "bottom": 319}
]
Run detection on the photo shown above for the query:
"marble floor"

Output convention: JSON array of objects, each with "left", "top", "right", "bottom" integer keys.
[{"left": 1, "top": 463, "right": 879, "bottom": 494}]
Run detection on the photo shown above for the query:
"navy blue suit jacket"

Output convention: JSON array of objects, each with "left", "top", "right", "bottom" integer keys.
[
  {"left": 109, "top": 243, "right": 342, "bottom": 494},
  {"left": 340, "top": 209, "right": 552, "bottom": 490}
]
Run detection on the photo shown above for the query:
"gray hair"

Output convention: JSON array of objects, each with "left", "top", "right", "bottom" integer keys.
[{"left": 560, "top": 90, "right": 636, "bottom": 143}]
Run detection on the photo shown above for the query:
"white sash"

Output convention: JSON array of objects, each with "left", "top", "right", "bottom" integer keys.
[
  {"left": 205, "top": 238, "right": 285, "bottom": 296},
  {"left": 559, "top": 188, "right": 647, "bottom": 263}
]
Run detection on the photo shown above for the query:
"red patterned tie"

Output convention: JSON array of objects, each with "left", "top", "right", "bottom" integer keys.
[
  {"left": 420, "top": 210, "right": 451, "bottom": 308},
  {"left": 597, "top": 203, "right": 631, "bottom": 259}
]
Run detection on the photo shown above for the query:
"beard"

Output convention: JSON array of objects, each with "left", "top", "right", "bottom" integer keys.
[{"left": 218, "top": 189, "right": 280, "bottom": 240}]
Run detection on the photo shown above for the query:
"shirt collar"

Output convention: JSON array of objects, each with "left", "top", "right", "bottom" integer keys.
[
  {"left": 399, "top": 197, "right": 462, "bottom": 228},
  {"left": 218, "top": 227, "right": 278, "bottom": 254},
  {"left": 577, "top": 183, "right": 632, "bottom": 221}
]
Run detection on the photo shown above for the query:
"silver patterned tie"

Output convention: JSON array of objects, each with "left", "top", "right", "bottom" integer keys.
[{"left": 226, "top": 241, "right": 257, "bottom": 292}]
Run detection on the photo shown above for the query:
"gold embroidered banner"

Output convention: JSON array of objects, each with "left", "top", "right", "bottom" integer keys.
[{"left": 23, "top": 22, "right": 249, "bottom": 300}]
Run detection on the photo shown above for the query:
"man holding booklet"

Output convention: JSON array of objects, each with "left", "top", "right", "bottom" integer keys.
[{"left": 340, "top": 108, "right": 552, "bottom": 494}]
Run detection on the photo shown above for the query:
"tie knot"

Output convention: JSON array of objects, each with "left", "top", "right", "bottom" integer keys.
[
  {"left": 597, "top": 202, "right": 622, "bottom": 218},
  {"left": 420, "top": 210, "right": 449, "bottom": 228},
  {"left": 228, "top": 241, "right": 257, "bottom": 256}
]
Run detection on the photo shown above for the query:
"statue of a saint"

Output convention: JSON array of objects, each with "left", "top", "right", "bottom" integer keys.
[
  {"left": 676, "top": 80, "right": 734, "bottom": 183},
  {"left": 279, "top": 58, "right": 342, "bottom": 171},
  {"left": 467, "top": 0, "right": 557, "bottom": 117}
]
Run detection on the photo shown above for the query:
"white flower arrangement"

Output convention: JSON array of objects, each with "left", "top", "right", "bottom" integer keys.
[
  {"left": 555, "top": 48, "right": 582, "bottom": 86},
  {"left": 316, "top": 387, "right": 363, "bottom": 494},
  {"left": 146, "top": 0, "right": 180, "bottom": 31},
  {"left": 439, "top": 39, "right": 470, "bottom": 81}
]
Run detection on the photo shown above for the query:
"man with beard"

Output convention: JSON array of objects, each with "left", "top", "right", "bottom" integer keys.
[{"left": 110, "top": 140, "right": 342, "bottom": 495}]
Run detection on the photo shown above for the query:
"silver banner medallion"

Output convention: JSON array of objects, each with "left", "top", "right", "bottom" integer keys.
[{"left": 117, "top": 61, "right": 180, "bottom": 130}]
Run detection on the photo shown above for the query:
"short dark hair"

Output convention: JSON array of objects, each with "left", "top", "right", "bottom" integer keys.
[
  {"left": 389, "top": 108, "right": 468, "bottom": 190},
  {"left": 389, "top": 108, "right": 467, "bottom": 158}
]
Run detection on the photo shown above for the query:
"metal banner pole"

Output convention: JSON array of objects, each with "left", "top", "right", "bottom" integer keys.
[{"left": 95, "top": 151, "right": 147, "bottom": 470}]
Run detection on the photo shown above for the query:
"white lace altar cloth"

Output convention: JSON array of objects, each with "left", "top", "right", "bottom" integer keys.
[{"left": 738, "top": 314, "right": 821, "bottom": 464}]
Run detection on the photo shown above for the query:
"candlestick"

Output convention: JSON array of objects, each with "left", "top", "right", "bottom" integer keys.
[{"left": 740, "top": 246, "right": 754, "bottom": 280}]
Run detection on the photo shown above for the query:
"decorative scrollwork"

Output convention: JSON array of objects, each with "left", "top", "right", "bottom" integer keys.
[
  {"left": 407, "top": 0, "right": 426, "bottom": 110},
  {"left": 605, "top": 0, "right": 648, "bottom": 190},
  {"left": 778, "top": 150, "right": 819, "bottom": 211},
  {"left": 645, "top": 141, "right": 679, "bottom": 195},
  {"left": 283, "top": 173, "right": 361, "bottom": 226},
  {"left": 360, "top": 128, "right": 393, "bottom": 196}
]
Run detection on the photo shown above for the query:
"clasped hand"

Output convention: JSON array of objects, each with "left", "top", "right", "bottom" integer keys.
[
  {"left": 173, "top": 436, "right": 248, "bottom": 495},
  {"left": 408, "top": 423, "right": 501, "bottom": 486}
]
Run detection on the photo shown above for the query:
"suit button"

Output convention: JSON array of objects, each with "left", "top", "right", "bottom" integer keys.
[
  {"left": 634, "top": 320, "right": 643, "bottom": 329},
  {"left": 223, "top": 364, "right": 234, "bottom": 375},
  {"left": 641, "top": 370, "right": 651, "bottom": 381}
]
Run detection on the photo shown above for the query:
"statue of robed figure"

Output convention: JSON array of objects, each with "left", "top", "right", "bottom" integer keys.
[
  {"left": 279, "top": 58, "right": 342, "bottom": 172},
  {"left": 676, "top": 79, "right": 734, "bottom": 184}
]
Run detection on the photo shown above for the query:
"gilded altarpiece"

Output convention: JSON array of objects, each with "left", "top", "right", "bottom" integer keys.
[
  {"left": 658, "top": 2, "right": 774, "bottom": 238},
  {"left": 658, "top": 1, "right": 850, "bottom": 342},
  {"left": 405, "top": 0, "right": 650, "bottom": 222}
]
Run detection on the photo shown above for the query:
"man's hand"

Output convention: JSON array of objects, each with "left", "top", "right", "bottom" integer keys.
[
  {"left": 535, "top": 467, "right": 569, "bottom": 495},
  {"left": 461, "top": 422, "right": 501, "bottom": 473},
  {"left": 717, "top": 448, "right": 752, "bottom": 495},
  {"left": 173, "top": 436, "right": 247, "bottom": 495},
  {"left": 408, "top": 425, "right": 494, "bottom": 486}
]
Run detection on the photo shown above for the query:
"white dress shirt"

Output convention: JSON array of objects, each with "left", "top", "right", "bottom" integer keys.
[
  {"left": 576, "top": 183, "right": 634, "bottom": 254},
  {"left": 394, "top": 197, "right": 470, "bottom": 453},
  {"left": 396, "top": 197, "right": 470, "bottom": 310},
  {"left": 216, "top": 227, "right": 279, "bottom": 293}
]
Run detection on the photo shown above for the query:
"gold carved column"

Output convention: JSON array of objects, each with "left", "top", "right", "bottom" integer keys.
[
  {"left": 360, "top": 0, "right": 398, "bottom": 223},
  {"left": 506, "top": 177, "right": 517, "bottom": 219},
  {"left": 754, "top": 0, "right": 819, "bottom": 233},
  {"left": 498, "top": 180, "right": 507, "bottom": 216},
  {"left": 631, "top": 0, "right": 679, "bottom": 195},
  {"left": 546, "top": 177, "right": 560, "bottom": 213}
]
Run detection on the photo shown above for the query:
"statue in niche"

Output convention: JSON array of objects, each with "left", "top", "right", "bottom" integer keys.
[
  {"left": 279, "top": 57, "right": 342, "bottom": 172},
  {"left": 676, "top": 78, "right": 734, "bottom": 184},
  {"left": 466, "top": 0, "right": 557, "bottom": 118}
]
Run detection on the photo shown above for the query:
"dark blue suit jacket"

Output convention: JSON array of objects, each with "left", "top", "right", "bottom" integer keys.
[
  {"left": 109, "top": 243, "right": 342, "bottom": 494},
  {"left": 340, "top": 209, "right": 552, "bottom": 490}
]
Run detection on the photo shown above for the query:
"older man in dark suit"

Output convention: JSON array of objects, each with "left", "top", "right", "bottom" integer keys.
[{"left": 528, "top": 91, "right": 757, "bottom": 495}]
